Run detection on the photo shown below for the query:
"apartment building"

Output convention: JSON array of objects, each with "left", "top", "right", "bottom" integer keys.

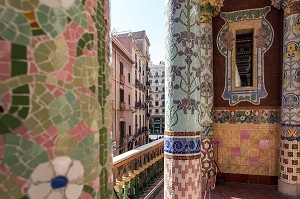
[
  {"left": 149, "top": 61, "right": 165, "bottom": 134},
  {"left": 112, "top": 31, "right": 151, "bottom": 155}
]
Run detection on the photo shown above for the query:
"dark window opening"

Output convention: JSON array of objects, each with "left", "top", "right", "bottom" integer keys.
[
  {"left": 120, "top": 62, "right": 124, "bottom": 75},
  {"left": 120, "top": 89, "right": 124, "bottom": 102},
  {"left": 236, "top": 32, "right": 253, "bottom": 87},
  {"left": 128, "top": 72, "right": 131, "bottom": 83}
]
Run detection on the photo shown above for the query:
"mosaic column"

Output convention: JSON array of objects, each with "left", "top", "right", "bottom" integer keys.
[
  {"left": 0, "top": 0, "right": 113, "bottom": 198},
  {"left": 164, "top": 1, "right": 202, "bottom": 198},
  {"left": 199, "top": 1, "right": 223, "bottom": 189},
  {"left": 278, "top": 0, "right": 300, "bottom": 197}
]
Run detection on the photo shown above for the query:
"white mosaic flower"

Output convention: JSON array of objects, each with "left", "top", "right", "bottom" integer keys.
[
  {"left": 40, "top": 0, "right": 76, "bottom": 9},
  {"left": 28, "top": 156, "right": 84, "bottom": 199}
]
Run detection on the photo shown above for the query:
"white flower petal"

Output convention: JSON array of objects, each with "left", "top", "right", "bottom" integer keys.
[
  {"left": 51, "top": 156, "right": 72, "bottom": 176},
  {"left": 65, "top": 184, "right": 83, "bottom": 199},
  {"left": 31, "top": 162, "right": 54, "bottom": 183},
  {"left": 28, "top": 183, "right": 52, "bottom": 199},
  {"left": 67, "top": 160, "right": 84, "bottom": 182},
  {"left": 47, "top": 190, "right": 65, "bottom": 199}
]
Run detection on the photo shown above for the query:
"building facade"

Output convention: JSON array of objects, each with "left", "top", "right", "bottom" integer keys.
[
  {"left": 111, "top": 36, "right": 135, "bottom": 156},
  {"left": 149, "top": 61, "right": 165, "bottom": 135},
  {"left": 113, "top": 31, "right": 151, "bottom": 153}
]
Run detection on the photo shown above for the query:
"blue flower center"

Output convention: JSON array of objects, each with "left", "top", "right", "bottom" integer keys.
[{"left": 51, "top": 176, "right": 68, "bottom": 189}]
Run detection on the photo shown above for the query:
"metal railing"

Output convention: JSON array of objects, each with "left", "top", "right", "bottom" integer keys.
[{"left": 113, "top": 139, "right": 164, "bottom": 199}]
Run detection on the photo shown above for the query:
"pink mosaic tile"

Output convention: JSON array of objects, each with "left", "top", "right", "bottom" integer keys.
[
  {"left": 259, "top": 139, "right": 269, "bottom": 150},
  {"left": 214, "top": 137, "right": 223, "bottom": 147},
  {"left": 231, "top": 147, "right": 241, "bottom": 156},
  {"left": 240, "top": 130, "right": 250, "bottom": 140},
  {"left": 249, "top": 157, "right": 260, "bottom": 166}
]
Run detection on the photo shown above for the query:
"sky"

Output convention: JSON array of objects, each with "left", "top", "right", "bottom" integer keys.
[{"left": 110, "top": 0, "right": 165, "bottom": 65}]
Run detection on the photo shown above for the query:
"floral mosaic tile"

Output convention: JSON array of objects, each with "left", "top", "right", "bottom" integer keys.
[
  {"left": 213, "top": 108, "right": 280, "bottom": 124},
  {"left": 0, "top": 0, "right": 112, "bottom": 198}
]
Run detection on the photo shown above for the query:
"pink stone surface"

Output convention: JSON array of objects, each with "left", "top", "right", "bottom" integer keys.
[
  {"left": 231, "top": 148, "right": 241, "bottom": 156},
  {"left": 249, "top": 157, "right": 260, "bottom": 166},
  {"left": 240, "top": 130, "right": 250, "bottom": 140},
  {"left": 259, "top": 139, "right": 269, "bottom": 150}
]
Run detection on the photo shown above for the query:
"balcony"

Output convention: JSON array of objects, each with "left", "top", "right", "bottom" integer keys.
[
  {"left": 120, "top": 74, "right": 125, "bottom": 84},
  {"left": 120, "top": 102, "right": 125, "bottom": 110},
  {"left": 135, "top": 101, "right": 142, "bottom": 108},
  {"left": 135, "top": 79, "right": 139, "bottom": 88},
  {"left": 139, "top": 82, "right": 144, "bottom": 90},
  {"left": 113, "top": 138, "right": 163, "bottom": 198}
]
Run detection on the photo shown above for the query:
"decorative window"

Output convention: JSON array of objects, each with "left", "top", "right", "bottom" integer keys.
[{"left": 217, "top": 6, "right": 274, "bottom": 105}]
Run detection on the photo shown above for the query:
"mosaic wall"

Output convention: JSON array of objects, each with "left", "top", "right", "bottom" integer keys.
[
  {"left": 213, "top": 107, "right": 280, "bottom": 177},
  {"left": 164, "top": 0, "right": 201, "bottom": 198},
  {"left": 217, "top": 7, "right": 274, "bottom": 105},
  {"left": 214, "top": 123, "right": 280, "bottom": 177},
  {"left": 279, "top": 0, "right": 300, "bottom": 184},
  {"left": 0, "top": 0, "right": 113, "bottom": 198}
]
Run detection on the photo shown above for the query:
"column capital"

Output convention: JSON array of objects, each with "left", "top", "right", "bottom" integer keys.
[{"left": 200, "top": 0, "right": 224, "bottom": 16}]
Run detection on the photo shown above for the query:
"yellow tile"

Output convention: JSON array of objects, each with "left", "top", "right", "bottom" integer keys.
[
  {"left": 269, "top": 166, "right": 278, "bottom": 176},
  {"left": 260, "top": 156, "right": 269, "bottom": 166},
  {"left": 249, "top": 166, "right": 260, "bottom": 175},
  {"left": 249, "top": 124, "right": 259, "bottom": 130},
  {"left": 240, "top": 156, "right": 249, "bottom": 165},
  {"left": 240, "top": 139, "right": 249, "bottom": 148},
  {"left": 250, "top": 130, "right": 260, "bottom": 139},
  {"left": 259, "top": 130, "right": 269, "bottom": 139},
  {"left": 231, "top": 156, "right": 241, "bottom": 165},
  {"left": 240, "top": 148, "right": 249, "bottom": 157},
  {"left": 231, "top": 138, "right": 241, "bottom": 147},
  {"left": 259, "top": 124, "right": 270, "bottom": 130},
  {"left": 258, "top": 166, "right": 269, "bottom": 175},
  {"left": 231, "top": 164, "right": 240, "bottom": 174},
  {"left": 240, "top": 165, "right": 250, "bottom": 174},
  {"left": 249, "top": 148, "right": 260, "bottom": 157},
  {"left": 250, "top": 139, "right": 259, "bottom": 148}
]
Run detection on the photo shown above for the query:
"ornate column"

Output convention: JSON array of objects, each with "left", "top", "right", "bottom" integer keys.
[
  {"left": 165, "top": 1, "right": 202, "bottom": 198},
  {"left": 0, "top": 0, "right": 113, "bottom": 198},
  {"left": 276, "top": 0, "right": 300, "bottom": 197},
  {"left": 199, "top": 1, "right": 223, "bottom": 189}
]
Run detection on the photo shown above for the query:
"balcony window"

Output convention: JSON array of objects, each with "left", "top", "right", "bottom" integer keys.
[
  {"left": 128, "top": 95, "right": 130, "bottom": 105},
  {"left": 119, "top": 121, "right": 125, "bottom": 144},
  {"left": 162, "top": 71, "right": 165, "bottom": 77},
  {"left": 120, "top": 61, "right": 124, "bottom": 75},
  {"left": 155, "top": 109, "right": 159, "bottom": 113},
  {"left": 120, "top": 89, "right": 124, "bottom": 102},
  {"left": 128, "top": 72, "right": 131, "bottom": 83},
  {"left": 128, "top": 125, "right": 131, "bottom": 135}
]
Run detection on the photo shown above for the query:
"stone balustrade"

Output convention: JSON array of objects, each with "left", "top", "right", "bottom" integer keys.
[{"left": 113, "top": 138, "right": 164, "bottom": 198}]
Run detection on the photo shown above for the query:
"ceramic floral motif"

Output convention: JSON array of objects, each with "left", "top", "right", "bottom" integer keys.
[{"left": 28, "top": 156, "right": 84, "bottom": 199}]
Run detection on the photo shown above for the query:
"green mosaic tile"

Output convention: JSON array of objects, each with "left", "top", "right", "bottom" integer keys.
[
  {"left": 0, "top": 114, "right": 21, "bottom": 134},
  {"left": 49, "top": 92, "right": 80, "bottom": 134},
  {"left": 0, "top": 7, "right": 31, "bottom": 46},
  {"left": 100, "top": 168, "right": 109, "bottom": 199},
  {"left": 74, "top": 135, "right": 99, "bottom": 167},
  {"left": 11, "top": 61, "right": 27, "bottom": 76},
  {"left": 34, "top": 40, "right": 68, "bottom": 72},
  {"left": 77, "top": 91, "right": 101, "bottom": 131},
  {"left": 89, "top": 85, "right": 96, "bottom": 94},
  {"left": 8, "top": 0, "right": 39, "bottom": 11},
  {"left": 54, "top": 134, "right": 78, "bottom": 157},
  {"left": 83, "top": 185, "right": 96, "bottom": 198},
  {"left": 83, "top": 162, "right": 101, "bottom": 183},
  {"left": 67, "top": 0, "right": 88, "bottom": 29},
  {"left": 12, "top": 85, "right": 29, "bottom": 94},
  {"left": 77, "top": 33, "right": 94, "bottom": 57},
  {"left": 0, "top": 174, "right": 22, "bottom": 199},
  {"left": 23, "top": 84, "right": 54, "bottom": 135},
  {"left": 74, "top": 56, "right": 98, "bottom": 88},
  {"left": 36, "top": 4, "right": 67, "bottom": 38},
  {"left": 3, "top": 134, "right": 48, "bottom": 179},
  {"left": 31, "top": 29, "right": 46, "bottom": 36}
]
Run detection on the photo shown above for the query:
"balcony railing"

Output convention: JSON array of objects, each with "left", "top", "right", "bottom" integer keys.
[
  {"left": 120, "top": 101, "right": 125, "bottom": 110},
  {"left": 120, "top": 74, "right": 125, "bottom": 85},
  {"left": 113, "top": 138, "right": 164, "bottom": 199}
]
